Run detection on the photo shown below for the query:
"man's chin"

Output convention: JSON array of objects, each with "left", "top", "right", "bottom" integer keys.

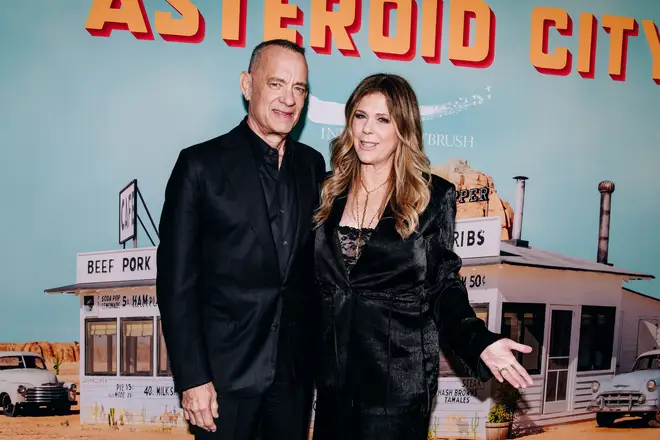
[{"left": 269, "top": 118, "right": 298, "bottom": 135}]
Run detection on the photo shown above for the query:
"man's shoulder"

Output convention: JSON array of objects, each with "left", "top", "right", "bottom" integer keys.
[
  {"left": 181, "top": 136, "right": 221, "bottom": 157},
  {"left": 177, "top": 125, "right": 242, "bottom": 163}
]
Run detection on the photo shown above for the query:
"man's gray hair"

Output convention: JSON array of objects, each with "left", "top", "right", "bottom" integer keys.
[{"left": 248, "top": 39, "right": 306, "bottom": 73}]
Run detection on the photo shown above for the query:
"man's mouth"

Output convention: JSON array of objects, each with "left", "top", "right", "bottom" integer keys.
[{"left": 273, "top": 109, "right": 294, "bottom": 119}]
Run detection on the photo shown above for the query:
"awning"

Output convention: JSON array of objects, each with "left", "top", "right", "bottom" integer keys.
[{"left": 45, "top": 279, "right": 156, "bottom": 295}]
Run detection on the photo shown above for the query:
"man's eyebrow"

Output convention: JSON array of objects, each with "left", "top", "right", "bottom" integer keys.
[{"left": 268, "top": 76, "right": 307, "bottom": 89}]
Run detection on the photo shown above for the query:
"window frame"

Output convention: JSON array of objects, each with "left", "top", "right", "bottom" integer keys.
[
  {"left": 500, "top": 302, "right": 546, "bottom": 376},
  {"left": 84, "top": 317, "right": 118, "bottom": 377},
  {"left": 156, "top": 317, "right": 173, "bottom": 377},
  {"left": 577, "top": 305, "right": 616, "bottom": 372},
  {"left": 120, "top": 316, "right": 155, "bottom": 377}
]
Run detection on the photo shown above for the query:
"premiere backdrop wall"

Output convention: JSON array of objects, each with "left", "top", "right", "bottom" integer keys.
[{"left": 1, "top": 0, "right": 659, "bottom": 346}]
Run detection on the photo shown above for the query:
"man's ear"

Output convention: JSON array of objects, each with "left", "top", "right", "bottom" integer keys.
[{"left": 239, "top": 71, "right": 252, "bottom": 101}]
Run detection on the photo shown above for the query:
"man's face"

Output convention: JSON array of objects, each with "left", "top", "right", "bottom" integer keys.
[{"left": 241, "top": 46, "right": 308, "bottom": 138}]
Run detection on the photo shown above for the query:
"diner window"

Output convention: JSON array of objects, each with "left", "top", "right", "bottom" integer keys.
[
  {"left": 121, "top": 317, "right": 154, "bottom": 376},
  {"left": 501, "top": 303, "right": 545, "bottom": 375},
  {"left": 85, "top": 318, "right": 117, "bottom": 376},
  {"left": 157, "top": 317, "right": 172, "bottom": 376},
  {"left": 577, "top": 306, "right": 616, "bottom": 371},
  {"left": 439, "top": 303, "right": 489, "bottom": 377}
]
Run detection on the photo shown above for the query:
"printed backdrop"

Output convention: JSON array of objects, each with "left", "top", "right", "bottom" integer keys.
[{"left": 1, "top": 0, "right": 659, "bottom": 343}]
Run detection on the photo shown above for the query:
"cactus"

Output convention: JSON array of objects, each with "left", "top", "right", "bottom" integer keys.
[
  {"left": 53, "top": 351, "right": 61, "bottom": 375},
  {"left": 470, "top": 412, "right": 480, "bottom": 438},
  {"left": 427, "top": 418, "right": 439, "bottom": 440}
]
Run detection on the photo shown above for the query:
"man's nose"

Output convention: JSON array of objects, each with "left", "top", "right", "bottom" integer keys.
[{"left": 280, "top": 87, "right": 295, "bottom": 106}]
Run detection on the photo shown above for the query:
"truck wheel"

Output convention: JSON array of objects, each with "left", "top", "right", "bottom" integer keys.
[
  {"left": 648, "top": 412, "right": 660, "bottom": 428},
  {"left": 596, "top": 412, "right": 616, "bottom": 427},
  {"left": 2, "top": 395, "right": 18, "bottom": 417}
]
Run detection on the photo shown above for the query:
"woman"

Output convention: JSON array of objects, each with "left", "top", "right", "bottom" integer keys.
[{"left": 311, "top": 74, "right": 533, "bottom": 440}]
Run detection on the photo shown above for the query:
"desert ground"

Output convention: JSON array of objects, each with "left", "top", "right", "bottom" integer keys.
[
  {"left": 1, "top": 362, "right": 658, "bottom": 439},
  {"left": 2, "top": 408, "right": 659, "bottom": 440}
]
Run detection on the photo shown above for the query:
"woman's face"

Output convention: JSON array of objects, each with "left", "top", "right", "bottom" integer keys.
[{"left": 351, "top": 92, "right": 398, "bottom": 167}]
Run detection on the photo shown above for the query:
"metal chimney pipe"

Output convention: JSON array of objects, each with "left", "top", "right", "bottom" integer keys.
[
  {"left": 512, "top": 176, "right": 528, "bottom": 241},
  {"left": 597, "top": 180, "right": 615, "bottom": 264}
]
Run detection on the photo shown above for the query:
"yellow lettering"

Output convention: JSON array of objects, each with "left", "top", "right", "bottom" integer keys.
[
  {"left": 420, "top": 0, "right": 442, "bottom": 63},
  {"left": 642, "top": 20, "right": 660, "bottom": 83},
  {"left": 529, "top": 7, "right": 572, "bottom": 75},
  {"left": 309, "top": 0, "right": 360, "bottom": 56},
  {"left": 577, "top": 12, "right": 597, "bottom": 78},
  {"left": 448, "top": 0, "right": 494, "bottom": 68},
  {"left": 369, "top": 0, "right": 417, "bottom": 61},
  {"left": 222, "top": 0, "right": 247, "bottom": 46},
  {"left": 154, "top": 0, "right": 204, "bottom": 43},
  {"left": 602, "top": 14, "right": 638, "bottom": 81},
  {"left": 263, "top": 0, "right": 303, "bottom": 46},
  {"left": 85, "top": 0, "right": 152, "bottom": 39}
]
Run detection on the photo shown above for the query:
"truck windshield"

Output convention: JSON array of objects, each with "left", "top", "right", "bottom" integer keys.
[
  {"left": 632, "top": 354, "right": 660, "bottom": 371},
  {"left": 23, "top": 355, "right": 47, "bottom": 369},
  {"left": 0, "top": 355, "right": 47, "bottom": 370}
]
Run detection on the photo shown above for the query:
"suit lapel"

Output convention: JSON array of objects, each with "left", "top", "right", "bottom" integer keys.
[
  {"left": 324, "top": 190, "right": 349, "bottom": 276},
  {"left": 218, "top": 131, "right": 279, "bottom": 273},
  {"left": 283, "top": 147, "right": 311, "bottom": 281}
]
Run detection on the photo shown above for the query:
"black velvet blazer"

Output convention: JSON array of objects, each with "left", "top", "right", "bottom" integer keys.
[{"left": 313, "top": 174, "right": 503, "bottom": 409}]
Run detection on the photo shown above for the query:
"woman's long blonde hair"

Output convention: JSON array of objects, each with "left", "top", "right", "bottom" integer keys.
[{"left": 313, "top": 73, "right": 432, "bottom": 238}]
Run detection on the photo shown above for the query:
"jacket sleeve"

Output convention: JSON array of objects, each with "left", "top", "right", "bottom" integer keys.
[
  {"left": 156, "top": 148, "right": 212, "bottom": 393},
  {"left": 429, "top": 183, "right": 503, "bottom": 381}
]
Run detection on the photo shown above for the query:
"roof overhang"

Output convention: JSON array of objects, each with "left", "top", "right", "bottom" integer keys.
[{"left": 45, "top": 279, "right": 156, "bottom": 295}]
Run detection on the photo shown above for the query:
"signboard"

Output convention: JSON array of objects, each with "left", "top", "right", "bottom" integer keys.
[
  {"left": 119, "top": 179, "right": 137, "bottom": 245},
  {"left": 80, "top": 375, "right": 180, "bottom": 426},
  {"left": 82, "top": 292, "right": 159, "bottom": 318},
  {"left": 456, "top": 186, "right": 490, "bottom": 204},
  {"left": 437, "top": 378, "right": 489, "bottom": 405},
  {"left": 453, "top": 216, "right": 501, "bottom": 259},
  {"left": 76, "top": 247, "right": 157, "bottom": 284},
  {"left": 431, "top": 377, "right": 492, "bottom": 439},
  {"left": 459, "top": 269, "right": 489, "bottom": 290}
]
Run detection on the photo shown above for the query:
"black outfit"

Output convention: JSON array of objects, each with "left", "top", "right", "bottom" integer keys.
[
  {"left": 156, "top": 117, "right": 326, "bottom": 440},
  {"left": 312, "top": 174, "right": 503, "bottom": 440}
]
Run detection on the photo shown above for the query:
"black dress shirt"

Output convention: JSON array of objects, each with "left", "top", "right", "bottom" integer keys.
[{"left": 240, "top": 118, "right": 298, "bottom": 279}]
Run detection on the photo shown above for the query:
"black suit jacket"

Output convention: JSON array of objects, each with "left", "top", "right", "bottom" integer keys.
[
  {"left": 313, "top": 174, "right": 502, "bottom": 408},
  {"left": 156, "top": 123, "right": 326, "bottom": 396}
]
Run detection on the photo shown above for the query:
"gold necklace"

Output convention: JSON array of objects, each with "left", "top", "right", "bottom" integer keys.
[{"left": 353, "top": 178, "right": 390, "bottom": 259}]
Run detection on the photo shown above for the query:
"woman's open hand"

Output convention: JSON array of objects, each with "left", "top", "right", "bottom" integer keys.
[{"left": 480, "top": 339, "right": 534, "bottom": 389}]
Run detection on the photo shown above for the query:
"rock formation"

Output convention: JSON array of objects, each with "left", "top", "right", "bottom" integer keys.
[
  {"left": 432, "top": 158, "right": 514, "bottom": 240},
  {"left": 0, "top": 341, "right": 80, "bottom": 363}
]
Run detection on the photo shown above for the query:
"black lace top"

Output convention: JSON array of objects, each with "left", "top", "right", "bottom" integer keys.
[{"left": 336, "top": 225, "right": 374, "bottom": 272}]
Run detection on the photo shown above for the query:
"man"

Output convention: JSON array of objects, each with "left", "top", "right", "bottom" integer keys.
[{"left": 156, "top": 39, "right": 326, "bottom": 440}]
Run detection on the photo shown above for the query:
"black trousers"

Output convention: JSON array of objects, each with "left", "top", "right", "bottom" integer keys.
[
  {"left": 192, "top": 325, "right": 313, "bottom": 440},
  {"left": 313, "top": 389, "right": 431, "bottom": 440}
]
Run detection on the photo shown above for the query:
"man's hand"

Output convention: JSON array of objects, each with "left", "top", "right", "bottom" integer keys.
[
  {"left": 480, "top": 339, "right": 534, "bottom": 389},
  {"left": 181, "top": 382, "right": 219, "bottom": 432}
]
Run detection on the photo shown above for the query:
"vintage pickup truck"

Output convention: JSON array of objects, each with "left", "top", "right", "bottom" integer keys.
[
  {"left": 587, "top": 349, "right": 660, "bottom": 428},
  {"left": 0, "top": 351, "right": 77, "bottom": 417}
]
